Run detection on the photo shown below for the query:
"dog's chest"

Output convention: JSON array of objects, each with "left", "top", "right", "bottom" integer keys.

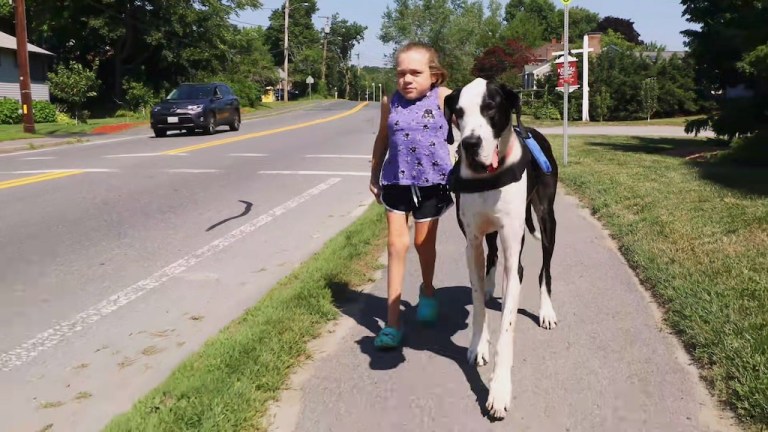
[{"left": 458, "top": 181, "right": 527, "bottom": 230}]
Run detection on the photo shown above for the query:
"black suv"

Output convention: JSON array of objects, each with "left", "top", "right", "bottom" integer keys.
[{"left": 150, "top": 82, "right": 241, "bottom": 137}]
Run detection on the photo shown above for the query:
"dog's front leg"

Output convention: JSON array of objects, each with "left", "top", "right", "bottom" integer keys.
[
  {"left": 466, "top": 234, "right": 490, "bottom": 367},
  {"left": 486, "top": 230, "right": 524, "bottom": 419}
]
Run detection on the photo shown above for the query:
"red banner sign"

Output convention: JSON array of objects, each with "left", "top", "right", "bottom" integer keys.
[{"left": 556, "top": 60, "right": 579, "bottom": 89}]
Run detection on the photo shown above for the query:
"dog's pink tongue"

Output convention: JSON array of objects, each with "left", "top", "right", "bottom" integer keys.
[{"left": 491, "top": 149, "right": 499, "bottom": 169}]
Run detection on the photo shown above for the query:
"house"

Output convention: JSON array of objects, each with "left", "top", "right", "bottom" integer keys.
[
  {"left": 522, "top": 33, "right": 604, "bottom": 90},
  {"left": 0, "top": 30, "right": 54, "bottom": 101}
]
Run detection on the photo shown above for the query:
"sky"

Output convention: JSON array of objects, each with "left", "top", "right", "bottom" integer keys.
[{"left": 236, "top": 0, "right": 694, "bottom": 67}]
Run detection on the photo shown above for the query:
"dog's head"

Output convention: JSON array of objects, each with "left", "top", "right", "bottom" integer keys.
[{"left": 444, "top": 78, "right": 524, "bottom": 175}]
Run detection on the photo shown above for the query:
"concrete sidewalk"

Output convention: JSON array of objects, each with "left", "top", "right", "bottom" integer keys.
[{"left": 268, "top": 188, "right": 738, "bottom": 432}]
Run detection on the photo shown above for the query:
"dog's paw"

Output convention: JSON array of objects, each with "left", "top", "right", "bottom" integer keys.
[
  {"left": 486, "top": 374, "right": 511, "bottom": 419},
  {"left": 467, "top": 337, "right": 490, "bottom": 367},
  {"left": 538, "top": 303, "right": 558, "bottom": 330},
  {"left": 531, "top": 230, "right": 542, "bottom": 241}
]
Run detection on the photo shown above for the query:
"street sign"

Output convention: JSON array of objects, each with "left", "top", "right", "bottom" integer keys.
[{"left": 305, "top": 76, "right": 314, "bottom": 84}]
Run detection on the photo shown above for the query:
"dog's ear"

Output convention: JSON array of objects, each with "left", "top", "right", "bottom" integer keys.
[
  {"left": 499, "top": 83, "right": 528, "bottom": 137},
  {"left": 443, "top": 89, "right": 461, "bottom": 144}
]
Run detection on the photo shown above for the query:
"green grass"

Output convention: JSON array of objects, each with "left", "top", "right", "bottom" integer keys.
[
  {"left": 0, "top": 117, "right": 147, "bottom": 141},
  {"left": 104, "top": 204, "right": 387, "bottom": 432},
  {"left": 523, "top": 115, "right": 702, "bottom": 128},
  {"left": 551, "top": 134, "right": 768, "bottom": 428}
]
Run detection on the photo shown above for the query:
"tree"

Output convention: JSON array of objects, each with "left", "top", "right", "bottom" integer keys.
[
  {"left": 379, "top": 0, "right": 498, "bottom": 87},
  {"left": 472, "top": 39, "right": 532, "bottom": 84},
  {"left": 7, "top": 0, "right": 263, "bottom": 108},
  {"left": 595, "top": 16, "right": 643, "bottom": 45},
  {"left": 588, "top": 44, "right": 652, "bottom": 120},
  {"left": 594, "top": 86, "right": 611, "bottom": 122},
  {"left": 681, "top": 0, "right": 768, "bottom": 139},
  {"left": 555, "top": 6, "right": 600, "bottom": 43},
  {"left": 641, "top": 77, "right": 659, "bottom": 121},
  {"left": 323, "top": 15, "right": 366, "bottom": 98},
  {"left": 504, "top": 0, "right": 558, "bottom": 42},
  {"left": 47, "top": 61, "right": 100, "bottom": 123}
]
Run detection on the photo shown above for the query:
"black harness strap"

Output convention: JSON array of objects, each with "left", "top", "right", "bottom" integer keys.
[{"left": 448, "top": 129, "right": 531, "bottom": 194}]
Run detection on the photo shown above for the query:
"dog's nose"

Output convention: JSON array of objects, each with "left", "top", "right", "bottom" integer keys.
[{"left": 461, "top": 136, "right": 482, "bottom": 153}]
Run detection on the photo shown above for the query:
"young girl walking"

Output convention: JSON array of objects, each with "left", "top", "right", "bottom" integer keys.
[{"left": 369, "top": 42, "right": 454, "bottom": 349}]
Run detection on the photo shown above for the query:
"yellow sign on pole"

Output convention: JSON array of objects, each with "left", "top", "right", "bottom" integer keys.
[{"left": 561, "top": 0, "right": 571, "bottom": 4}]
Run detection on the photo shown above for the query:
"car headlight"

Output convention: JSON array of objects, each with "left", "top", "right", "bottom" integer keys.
[
  {"left": 152, "top": 106, "right": 161, "bottom": 112},
  {"left": 185, "top": 104, "right": 204, "bottom": 111}
]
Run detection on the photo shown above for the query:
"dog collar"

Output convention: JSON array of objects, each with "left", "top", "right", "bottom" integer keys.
[{"left": 448, "top": 145, "right": 530, "bottom": 194}]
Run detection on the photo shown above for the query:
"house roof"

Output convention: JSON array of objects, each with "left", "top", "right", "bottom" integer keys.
[{"left": 0, "top": 31, "right": 54, "bottom": 56}]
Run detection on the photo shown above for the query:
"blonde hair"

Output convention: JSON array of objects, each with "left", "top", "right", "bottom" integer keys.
[{"left": 395, "top": 42, "right": 449, "bottom": 87}]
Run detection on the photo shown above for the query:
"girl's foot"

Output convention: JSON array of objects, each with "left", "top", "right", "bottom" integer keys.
[
  {"left": 416, "top": 283, "right": 439, "bottom": 325},
  {"left": 374, "top": 326, "right": 403, "bottom": 349}
]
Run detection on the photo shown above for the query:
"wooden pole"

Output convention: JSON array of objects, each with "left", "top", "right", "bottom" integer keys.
[{"left": 14, "top": 0, "right": 35, "bottom": 133}]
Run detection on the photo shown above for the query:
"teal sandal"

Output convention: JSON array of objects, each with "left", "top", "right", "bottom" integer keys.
[
  {"left": 416, "top": 284, "right": 439, "bottom": 325},
  {"left": 374, "top": 326, "right": 403, "bottom": 349}
]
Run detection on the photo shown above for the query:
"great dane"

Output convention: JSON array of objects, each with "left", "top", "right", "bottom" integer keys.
[{"left": 443, "top": 77, "right": 559, "bottom": 419}]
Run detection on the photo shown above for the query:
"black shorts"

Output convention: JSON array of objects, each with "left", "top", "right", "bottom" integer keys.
[{"left": 381, "top": 184, "right": 454, "bottom": 221}]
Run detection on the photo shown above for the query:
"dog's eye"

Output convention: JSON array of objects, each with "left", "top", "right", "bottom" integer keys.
[{"left": 481, "top": 101, "right": 496, "bottom": 112}]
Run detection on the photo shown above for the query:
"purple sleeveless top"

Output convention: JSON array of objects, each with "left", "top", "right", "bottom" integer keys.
[{"left": 380, "top": 88, "right": 452, "bottom": 186}]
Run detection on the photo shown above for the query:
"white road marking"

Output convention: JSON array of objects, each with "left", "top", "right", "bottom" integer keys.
[
  {"left": 0, "top": 178, "right": 341, "bottom": 372},
  {"left": 304, "top": 155, "right": 370, "bottom": 158},
  {"left": 166, "top": 169, "right": 220, "bottom": 173},
  {"left": 20, "top": 157, "right": 56, "bottom": 160},
  {"left": 104, "top": 153, "right": 187, "bottom": 158},
  {"left": 0, "top": 135, "right": 143, "bottom": 158},
  {"left": 260, "top": 170, "right": 369, "bottom": 176},
  {"left": 0, "top": 169, "right": 117, "bottom": 174}
]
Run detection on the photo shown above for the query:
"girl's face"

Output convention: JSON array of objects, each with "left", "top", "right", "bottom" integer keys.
[{"left": 396, "top": 49, "right": 436, "bottom": 100}]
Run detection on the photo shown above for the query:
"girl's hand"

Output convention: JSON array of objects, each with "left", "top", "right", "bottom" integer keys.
[{"left": 369, "top": 180, "right": 382, "bottom": 204}]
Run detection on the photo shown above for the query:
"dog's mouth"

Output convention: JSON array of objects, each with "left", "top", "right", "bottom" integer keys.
[{"left": 466, "top": 144, "right": 503, "bottom": 175}]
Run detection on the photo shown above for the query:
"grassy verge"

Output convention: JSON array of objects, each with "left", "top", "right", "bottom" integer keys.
[
  {"left": 0, "top": 117, "right": 147, "bottom": 141},
  {"left": 550, "top": 134, "right": 767, "bottom": 428},
  {"left": 523, "top": 115, "right": 702, "bottom": 128},
  {"left": 104, "top": 204, "right": 387, "bottom": 432}
]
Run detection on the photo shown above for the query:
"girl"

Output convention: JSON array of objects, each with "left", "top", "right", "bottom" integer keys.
[{"left": 369, "top": 42, "right": 454, "bottom": 349}]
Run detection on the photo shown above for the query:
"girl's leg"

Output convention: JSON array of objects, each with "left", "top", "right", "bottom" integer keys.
[
  {"left": 414, "top": 218, "right": 440, "bottom": 297},
  {"left": 385, "top": 211, "right": 410, "bottom": 329}
]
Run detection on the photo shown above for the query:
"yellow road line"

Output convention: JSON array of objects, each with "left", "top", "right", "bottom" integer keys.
[
  {"left": 0, "top": 170, "right": 85, "bottom": 190},
  {"left": 162, "top": 102, "right": 369, "bottom": 155}
]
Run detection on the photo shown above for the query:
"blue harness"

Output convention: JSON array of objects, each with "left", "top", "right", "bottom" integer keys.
[{"left": 514, "top": 126, "right": 552, "bottom": 175}]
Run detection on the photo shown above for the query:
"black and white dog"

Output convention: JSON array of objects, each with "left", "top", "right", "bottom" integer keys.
[{"left": 444, "top": 77, "right": 559, "bottom": 419}]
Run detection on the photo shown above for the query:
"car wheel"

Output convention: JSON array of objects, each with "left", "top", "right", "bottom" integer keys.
[
  {"left": 204, "top": 112, "right": 216, "bottom": 135},
  {"left": 229, "top": 111, "right": 241, "bottom": 131},
  {"left": 153, "top": 128, "right": 167, "bottom": 138}
]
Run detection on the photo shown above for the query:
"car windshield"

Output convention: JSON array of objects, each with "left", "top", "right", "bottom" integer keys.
[{"left": 167, "top": 85, "right": 214, "bottom": 100}]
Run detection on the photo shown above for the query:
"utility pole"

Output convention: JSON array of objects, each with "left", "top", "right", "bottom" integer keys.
[
  {"left": 561, "top": 0, "right": 570, "bottom": 165},
  {"left": 13, "top": 0, "right": 35, "bottom": 133},
  {"left": 283, "top": 0, "right": 289, "bottom": 103},
  {"left": 319, "top": 16, "right": 330, "bottom": 83}
]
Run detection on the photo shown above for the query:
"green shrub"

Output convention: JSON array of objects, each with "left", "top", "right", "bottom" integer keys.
[
  {"left": 0, "top": 97, "right": 21, "bottom": 124},
  {"left": 532, "top": 101, "right": 561, "bottom": 120},
  {"left": 228, "top": 78, "right": 262, "bottom": 108},
  {"left": 32, "top": 100, "right": 57, "bottom": 123},
  {"left": 55, "top": 111, "right": 76, "bottom": 125}
]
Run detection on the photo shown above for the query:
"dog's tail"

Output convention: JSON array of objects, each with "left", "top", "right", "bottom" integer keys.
[{"left": 525, "top": 203, "right": 542, "bottom": 240}]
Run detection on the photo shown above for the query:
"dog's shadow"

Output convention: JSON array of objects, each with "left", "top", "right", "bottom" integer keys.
[{"left": 333, "top": 284, "right": 539, "bottom": 420}]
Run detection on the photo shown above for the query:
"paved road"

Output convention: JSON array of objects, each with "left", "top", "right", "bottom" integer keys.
[
  {"left": 267, "top": 153, "right": 736, "bottom": 431},
  {"left": 0, "top": 100, "right": 379, "bottom": 432}
]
